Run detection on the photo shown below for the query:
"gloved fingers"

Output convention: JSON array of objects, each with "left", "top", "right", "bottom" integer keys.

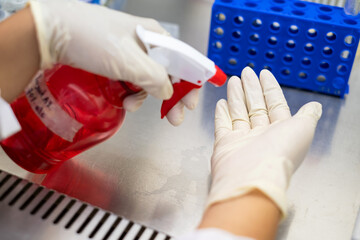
[
  {"left": 123, "top": 91, "right": 148, "bottom": 112},
  {"left": 121, "top": 40, "right": 173, "bottom": 100},
  {"left": 133, "top": 16, "right": 170, "bottom": 36},
  {"left": 182, "top": 88, "right": 200, "bottom": 110},
  {"left": 241, "top": 67, "right": 270, "bottom": 128},
  {"left": 294, "top": 101, "right": 323, "bottom": 124},
  {"left": 132, "top": 16, "right": 170, "bottom": 52},
  {"left": 227, "top": 76, "right": 251, "bottom": 133},
  {"left": 214, "top": 99, "right": 232, "bottom": 140},
  {"left": 259, "top": 69, "right": 291, "bottom": 123},
  {"left": 166, "top": 101, "right": 185, "bottom": 126},
  {"left": 165, "top": 88, "right": 199, "bottom": 126}
]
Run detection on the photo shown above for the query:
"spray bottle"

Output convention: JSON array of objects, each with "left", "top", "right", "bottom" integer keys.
[{"left": 0, "top": 26, "right": 227, "bottom": 173}]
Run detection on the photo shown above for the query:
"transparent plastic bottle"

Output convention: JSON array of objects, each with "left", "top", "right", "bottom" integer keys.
[{"left": 0, "top": 65, "right": 140, "bottom": 173}]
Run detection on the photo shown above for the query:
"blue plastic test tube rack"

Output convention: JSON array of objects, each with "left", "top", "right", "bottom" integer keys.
[{"left": 208, "top": 0, "right": 360, "bottom": 97}]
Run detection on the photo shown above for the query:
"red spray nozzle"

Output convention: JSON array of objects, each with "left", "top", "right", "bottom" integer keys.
[
  {"left": 208, "top": 65, "right": 227, "bottom": 87},
  {"left": 161, "top": 65, "right": 227, "bottom": 119}
]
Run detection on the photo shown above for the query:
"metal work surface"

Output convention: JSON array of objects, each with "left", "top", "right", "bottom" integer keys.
[{"left": 1, "top": 0, "right": 360, "bottom": 240}]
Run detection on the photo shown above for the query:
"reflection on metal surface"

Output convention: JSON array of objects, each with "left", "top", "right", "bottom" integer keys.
[{"left": 0, "top": 170, "right": 173, "bottom": 240}]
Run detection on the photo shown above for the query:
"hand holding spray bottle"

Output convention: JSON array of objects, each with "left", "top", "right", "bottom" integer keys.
[{"left": 0, "top": 25, "right": 226, "bottom": 173}]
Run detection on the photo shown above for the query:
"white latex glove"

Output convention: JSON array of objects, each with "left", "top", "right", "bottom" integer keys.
[
  {"left": 207, "top": 67, "right": 322, "bottom": 218},
  {"left": 28, "top": 0, "right": 173, "bottom": 100},
  {"left": 123, "top": 87, "right": 199, "bottom": 126},
  {"left": 166, "top": 88, "right": 200, "bottom": 126},
  {"left": 123, "top": 70, "right": 200, "bottom": 125}
]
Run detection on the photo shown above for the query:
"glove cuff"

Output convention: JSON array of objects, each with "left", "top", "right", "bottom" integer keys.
[{"left": 206, "top": 182, "right": 288, "bottom": 220}]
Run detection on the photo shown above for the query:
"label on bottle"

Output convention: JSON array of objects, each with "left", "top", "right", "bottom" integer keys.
[{"left": 25, "top": 71, "right": 83, "bottom": 142}]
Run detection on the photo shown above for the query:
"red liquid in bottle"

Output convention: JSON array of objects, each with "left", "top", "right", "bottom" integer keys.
[{"left": 0, "top": 65, "right": 140, "bottom": 173}]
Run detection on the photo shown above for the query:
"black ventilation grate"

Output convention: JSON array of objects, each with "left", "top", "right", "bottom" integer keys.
[{"left": 0, "top": 171, "right": 173, "bottom": 240}]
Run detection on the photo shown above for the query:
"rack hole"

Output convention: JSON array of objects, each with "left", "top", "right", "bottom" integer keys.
[
  {"left": 292, "top": 10, "right": 305, "bottom": 16},
  {"left": 245, "top": 2, "right": 257, "bottom": 7},
  {"left": 344, "top": 35, "right": 355, "bottom": 45},
  {"left": 326, "top": 32, "right": 336, "bottom": 41},
  {"left": 271, "top": 6, "right": 283, "bottom": 12},
  {"left": 216, "top": 13, "right": 226, "bottom": 22},
  {"left": 268, "top": 36, "right": 277, "bottom": 45},
  {"left": 281, "top": 69, "right": 291, "bottom": 76},
  {"left": 286, "top": 40, "right": 296, "bottom": 49},
  {"left": 232, "top": 30, "right": 241, "bottom": 39},
  {"left": 304, "top": 43, "right": 314, "bottom": 52},
  {"left": 283, "top": 54, "right": 293, "bottom": 62},
  {"left": 273, "top": 0, "right": 285, "bottom": 3},
  {"left": 234, "top": 16, "right": 244, "bottom": 25},
  {"left": 230, "top": 45, "right": 240, "bottom": 53},
  {"left": 221, "top": 0, "right": 233, "bottom": 2},
  {"left": 247, "top": 62, "right": 255, "bottom": 68},
  {"left": 229, "top": 58, "right": 237, "bottom": 65},
  {"left": 320, "top": 61, "right": 330, "bottom": 70},
  {"left": 294, "top": 1, "right": 306, "bottom": 7},
  {"left": 270, "top": 22, "right": 280, "bottom": 31},
  {"left": 252, "top": 19, "right": 262, "bottom": 28},
  {"left": 298, "top": 72, "right": 307, "bottom": 79},
  {"left": 215, "top": 41, "right": 223, "bottom": 50},
  {"left": 265, "top": 51, "right": 275, "bottom": 59},
  {"left": 344, "top": 19, "right": 357, "bottom": 25},
  {"left": 307, "top": 28, "right": 317, "bottom": 38},
  {"left": 319, "top": 6, "right": 332, "bottom": 12},
  {"left": 263, "top": 65, "right": 272, "bottom": 71},
  {"left": 319, "top": 14, "right": 331, "bottom": 20},
  {"left": 317, "top": 75, "right": 326, "bottom": 82},
  {"left": 337, "top": 64, "right": 348, "bottom": 74},
  {"left": 214, "top": 27, "right": 224, "bottom": 36},
  {"left": 289, "top": 25, "right": 299, "bottom": 34},
  {"left": 248, "top": 48, "right": 257, "bottom": 56},
  {"left": 323, "top": 46, "right": 333, "bottom": 55},
  {"left": 250, "top": 33, "right": 260, "bottom": 42},
  {"left": 341, "top": 50, "right": 351, "bottom": 60},
  {"left": 302, "top": 57, "right": 311, "bottom": 66}
]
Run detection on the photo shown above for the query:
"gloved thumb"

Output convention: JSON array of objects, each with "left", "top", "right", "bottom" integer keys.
[{"left": 294, "top": 101, "right": 322, "bottom": 123}]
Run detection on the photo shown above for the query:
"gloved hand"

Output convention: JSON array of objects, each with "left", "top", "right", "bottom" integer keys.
[
  {"left": 207, "top": 67, "right": 322, "bottom": 218},
  {"left": 124, "top": 87, "right": 199, "bottom": 126},
  {"left": 28, "top": 0, "right": 198, "bottom": 125}
]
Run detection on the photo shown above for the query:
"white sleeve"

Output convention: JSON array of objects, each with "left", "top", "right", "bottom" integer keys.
[
  {"left": 0, "top": 97, "right": 21, "bottom": 140},
  {"left": 176, "top": 228, "right": 254, "bottom": 240}
]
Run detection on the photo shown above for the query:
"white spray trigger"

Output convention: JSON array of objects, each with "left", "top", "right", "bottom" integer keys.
[{"left": 136, "top": 25, "right": 216, "bottom": 86}]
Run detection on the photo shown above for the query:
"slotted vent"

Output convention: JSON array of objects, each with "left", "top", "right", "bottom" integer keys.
[{"left": 0, "top": 170, "right": 173, "bottom": 240}]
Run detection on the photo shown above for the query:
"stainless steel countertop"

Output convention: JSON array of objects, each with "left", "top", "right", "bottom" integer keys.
[{"left": 1, "top": 0, "right": 360, "bottom": 239}]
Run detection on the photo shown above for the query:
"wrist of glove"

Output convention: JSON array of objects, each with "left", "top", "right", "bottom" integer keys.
[{"left": 207, "top": 67, "right": 322, "bottom": 218}]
